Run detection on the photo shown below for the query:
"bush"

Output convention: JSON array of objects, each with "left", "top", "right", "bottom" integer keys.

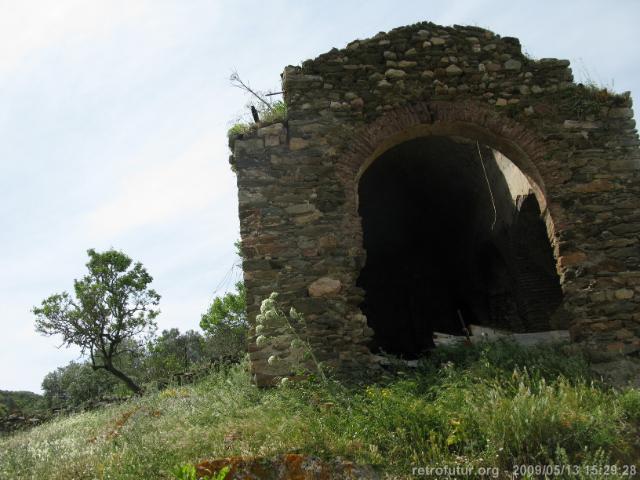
[{"left": 42, "top": 361, "right": 123, "bottom": 410}]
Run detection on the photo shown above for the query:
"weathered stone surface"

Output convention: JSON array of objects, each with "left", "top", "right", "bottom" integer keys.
[
  {"left": 289, "top": 137, "right": 309, "bottom": 150},
  {"left": 573, "top": 179, "right": 617, "bottom": 193},
  {"left": 559, "top": 251, "right": 587, "bottom": 267},
  {"left": 591, "top": 357, "right": 640, "bottom": 388},
  {"left": 398, "top": 60, "right": 417, "bottom": 68},
  {"left": 196, "top": 454, "right": 379, "bottom": 480},
  {"left": 257, "top": 123, "right": 284, "bottom": 137},
  {"left": 504, "top": 59, "right": 522, "bottom": 71},
  {"left": 234, "top": 138, "right": 263, "bottom": 154},
  {"left": 563, "top": 120, "right": 602, "bottom": 130},
  {"left": 285, "top": 203, "right": 317, "bottom": 215},
  {"left": 615, "top": 288, "right": 635, "bottom": 300},
  {"left": 230, "top": 21, "right": 640, "bottom": 385},
  {"left": 445, "top": 64, "right": 463, "bottom": 76},
  {"left": 384, "top": 68, "right": 406, "bottom": 79},
  {"left": 609, "top": 108, "right": 633, "bottom": 119},
  {"left": 308, "top": 277, "right": 342, "bottom": 297}
]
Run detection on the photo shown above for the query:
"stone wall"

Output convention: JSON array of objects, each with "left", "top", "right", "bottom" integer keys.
[
  {"left": 0, "top": 413, "right": 43, "bottom": 435},
  {"left": 229, "top": 22, "right": 640, "bottom": 385}
]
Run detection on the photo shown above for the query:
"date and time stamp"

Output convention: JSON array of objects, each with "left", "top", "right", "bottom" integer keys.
[{"left": 411, "top": 464, "right": 638, "bottom": 478}]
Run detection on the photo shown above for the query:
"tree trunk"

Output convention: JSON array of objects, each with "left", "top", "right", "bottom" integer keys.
[{"left": 105, "top": 363, "right": 142, "bottom": 395}]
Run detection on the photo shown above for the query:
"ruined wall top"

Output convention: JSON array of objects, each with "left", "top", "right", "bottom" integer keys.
[{"left": 283, "top": 22, "right": 578, "bottom": 120}]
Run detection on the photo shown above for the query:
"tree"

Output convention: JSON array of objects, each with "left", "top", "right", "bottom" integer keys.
[
  {"left": 200, "top": 281, "right": 246, "bottom": 332},
  {"left": 33, "top": 249, "right": 160, "bottom": 395},
  {"left": 200, "top": 281, "right": 248, "bottom": 362},
  {"left": 144, "top": 329, "right": 206, "bottom": 383},
  {"left": 42, "top": 361, "right": 121, "bottom": 409}
]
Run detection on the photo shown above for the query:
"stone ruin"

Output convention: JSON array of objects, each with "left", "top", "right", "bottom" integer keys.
[{"left": 228, "top": 22, "right": 640, "bottom": 385}]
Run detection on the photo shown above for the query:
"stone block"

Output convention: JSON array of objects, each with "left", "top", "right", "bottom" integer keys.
[{"left": 308, "top": 277, "right": 342, "bottom": 297}]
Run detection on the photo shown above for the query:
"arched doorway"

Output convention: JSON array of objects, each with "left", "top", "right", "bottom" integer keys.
[{"left": 356, "top": 136, "right": 563, "bottom": 358}]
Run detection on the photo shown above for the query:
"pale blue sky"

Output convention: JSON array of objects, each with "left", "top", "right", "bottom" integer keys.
[{"left": 1, "top": 0, "right": 638, "bottom": 392}]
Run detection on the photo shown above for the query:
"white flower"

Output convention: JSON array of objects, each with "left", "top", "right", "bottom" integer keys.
[
  {"left": 255, "top": 335, "right": 268, "bottom": 347},
  {"left": 267, "top": 355, "right": 279, "bottom": 365},
  {"left": 255, "top": 324, "right": 264, "bottom": 334},
  {"left": 260, "top": 298, "right": 275, "bottom": 314},
  {"left": 264, "top": 310, "right": 278, "bottom": 322},
  {"left": 255, "top": 314, "right": 265, "bottom": 324}
]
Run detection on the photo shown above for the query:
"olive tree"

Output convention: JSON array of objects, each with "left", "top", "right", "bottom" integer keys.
[{"left": 33, "top": 249, "right": 160, "bottom": 395}]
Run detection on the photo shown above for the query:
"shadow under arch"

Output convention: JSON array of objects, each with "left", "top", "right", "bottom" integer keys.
[
  {"left": 354, "top": 121, "right": 549, "bottom": 216},
  {"left": 340, "top": 104, "right": 566, "bottom": 357},
  {"left": 338, "top": 102, "right": 563, "bottom": 260}
]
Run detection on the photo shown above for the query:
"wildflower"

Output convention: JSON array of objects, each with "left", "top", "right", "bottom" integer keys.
[
  {"left": 267, "top": 355, "right": 279, "bottom": 366},
  {"left": 264, "top": 309, "right": 278, "bottom": 322}
]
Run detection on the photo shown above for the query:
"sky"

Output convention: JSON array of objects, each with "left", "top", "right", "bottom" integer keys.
[{"left": 1, "top": 0, "right": 638, "bottom": 393}]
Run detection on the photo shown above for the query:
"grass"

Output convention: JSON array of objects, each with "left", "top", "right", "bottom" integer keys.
[
  {"left": 227, "top": 101, "right": 287, "bottom": 138},
  {"left": 1, "top": 341, "right": 638, "bottom": 479}
]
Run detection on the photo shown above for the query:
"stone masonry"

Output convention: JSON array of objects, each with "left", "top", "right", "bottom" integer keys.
[{"left": 228, "top": 22, "right": 640, "bottom": 385}]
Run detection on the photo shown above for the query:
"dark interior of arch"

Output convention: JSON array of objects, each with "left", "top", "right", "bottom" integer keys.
[{"left": 356, "top": 136, "right": 563, "bottom": 358}]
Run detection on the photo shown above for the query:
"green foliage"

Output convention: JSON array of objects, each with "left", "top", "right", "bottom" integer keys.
[
  {"left": 259, "top": 100, "right": 287, "bottom": 124},
  {"left": 172, "top": 463, "right": 229, "bottom": 480},
  {"left": 2, "top": 343, "right": 638, "bottom": 479},
  {"left": 227, "top": 123, "right": 251, "bottom": 137},
  {"left": 41, "top": 361, "right": 122, "bottom": 410},
  {"left": 200, "top": 282, "right": 246, "bottom": 332},
  {"left": 172, "top": 463, "right": 199, "bottom": 480},
  {"left": 143, "top": 329, "right": 208, "bottom": 384},
  {"left": 619, "top": 389, "right": 640, "bottom": 422},
  {"left": 564, "top": 83, "right": 612, "bottom": 119},
  {"left": 226, "top": 100, "right": 287, "bottom": 137},
  {"left": 33, "top": 249, "right": 160, "bottom": 395},
  {"left": 0, "top": 391, "right": 46, "bottom": 417},
  {"left": 199, "top": 282, "right": 248, "bottom": 362}
]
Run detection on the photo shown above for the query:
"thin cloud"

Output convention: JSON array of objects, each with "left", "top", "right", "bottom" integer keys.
[
  {"left": 0, "top": 1, "right": 154, "bottom": 75},
  {"left": 86, "top": 132, "right": 234, "bottom": 239}
]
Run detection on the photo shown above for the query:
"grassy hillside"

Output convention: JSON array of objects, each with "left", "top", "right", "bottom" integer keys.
[{"left": 0, "top": 342, "right": 638, "bottom": 479}]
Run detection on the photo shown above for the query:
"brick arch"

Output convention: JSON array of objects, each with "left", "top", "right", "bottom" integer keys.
[
  {"left": 338, "top": 100, "right": 572, "bottom": 344},
  {"left": 342, "top": 102, "right": 546, "bottom": 203},
  {"left": 337, "top": 101, "right": 563, "bottom": 260}
]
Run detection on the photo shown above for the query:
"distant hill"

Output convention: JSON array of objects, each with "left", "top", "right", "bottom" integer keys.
[{"left": 0, "top": 390, "right": 45, "bottom": 416}]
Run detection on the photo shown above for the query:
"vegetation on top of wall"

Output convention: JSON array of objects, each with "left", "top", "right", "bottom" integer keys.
[
  {"left": 1, "top": 341, "right": 638, "bottom": 479},
  {"left": 227, "top": 70, "right": 286, "bottom": 139},
  {"left": 561, "top": 82, "right": 631, "bottom": 119},
  {"left": 227, "top": 100, "right": 287, "bottom": 138}
]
